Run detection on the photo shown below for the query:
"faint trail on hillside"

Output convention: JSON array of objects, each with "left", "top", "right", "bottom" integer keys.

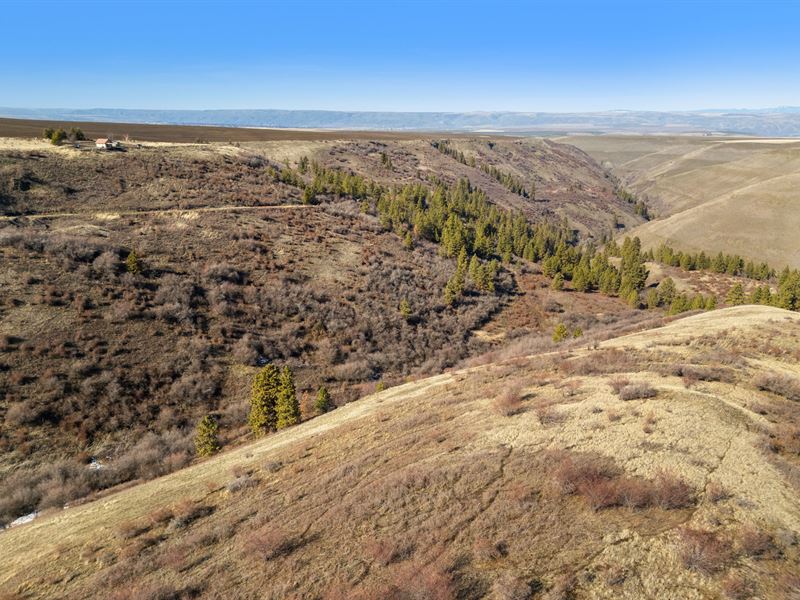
[{"left": 0, "top": 203, "right": 313, "bottom": 222}]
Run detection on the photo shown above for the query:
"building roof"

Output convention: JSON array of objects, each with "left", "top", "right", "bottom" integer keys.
[{"left": 95, "top": 138, "right": 109, "bottom": 144}]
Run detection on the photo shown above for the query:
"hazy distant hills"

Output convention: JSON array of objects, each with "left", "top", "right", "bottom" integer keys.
[{"left": 3, "top": 106, "right": 800, "bottom": 135}]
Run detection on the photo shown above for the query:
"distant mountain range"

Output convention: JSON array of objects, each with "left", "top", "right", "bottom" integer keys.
[{"left": 2, "top": 106, "right": 800, "bottom": 136}]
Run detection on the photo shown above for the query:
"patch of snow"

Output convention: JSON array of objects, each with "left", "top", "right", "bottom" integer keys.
[{"left": 8, "top": 511, "right": 38, "bottom": 528}]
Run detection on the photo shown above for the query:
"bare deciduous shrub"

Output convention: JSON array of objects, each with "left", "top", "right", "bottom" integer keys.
[
  {"left": 167, "top": 499, "right": 212, "bottom": 531},
  {"left": 706, "top": 480, "right": 730, "bottom": 503},
  {"left": 491, "top": 572, "right": 532, "bottom": 600},
  {"left": 651, "top": 471, "right": 695, "bottom": 509},
  {"left": 117, "top": 520, "right": 150, "bottom": 540},
  {"left": 364, "top": 537, "right": 414, "bottom": 566},
  {"left": 551, "top": 453, "right": 693, "bottom": 511},
  {"left": 203, "top": 261, "right": 245, "bottom": 284},
  {"left": 737, "top": 526, "right": 777, "bottom": 558},
  {"left": 226, "top": 474, "right": 258, "bottom": 494},
  {"left": 561, "top": 349, "right": 633, "bottom": 376},
  {"left": 618, "top": 383, "right": 657, "bottom": 401},
  {"left": 109, "top": 584, "right": 180, "bottom": 600},
  {"left": 244, "top": 525, "right": 297, "bottom": 560},
  {"left": 231, "top": 334, "right": 260, "bottom": 365},
  {"left": 389, "top": 557, "right": 457, "bottom": 600},
  {"left": 536, "top": 404, "right": 566, "bottom": 426},
  {"left": 754, "top": 372, "right": 800, "bottom": 401},
  {"left": 721, "top": 572, "right": 756, "bottom": 600},
  {"left": 493, "top": 384, "right": 523, "bottom": 416},
  {"left": 473, "top": 537, "right": 509, "bottom": 561},
  {"left": 147, "top": 507, "right": 174, "bottom": 526},
  {"left": 608, "top": 377, "right": 629, "bottom": 395},
  {"left": 552, "top": 453, "right": 620, "bottom": 496},
  {"left": 542, "top": 574, "right": 576, "bottom": 600},
  {"left": 677, "top": 528, "right": 732, "bottom": 574}
]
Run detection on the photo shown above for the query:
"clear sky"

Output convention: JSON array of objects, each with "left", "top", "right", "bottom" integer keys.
[{"left": 2, "top": 0, "right": 798, "bottom": 112}]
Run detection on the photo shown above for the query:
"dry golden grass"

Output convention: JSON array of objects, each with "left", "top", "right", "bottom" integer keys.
[
  {"left": 1, "top": 306, "right": 800, "bottom": 599},
  {"left": 564, "top": 134, "right": 800, "bottom": 269}
]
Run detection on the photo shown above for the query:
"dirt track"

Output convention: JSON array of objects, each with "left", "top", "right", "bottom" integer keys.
[{"left": 0, "top": 203, "right": 312, "bottom": 222}]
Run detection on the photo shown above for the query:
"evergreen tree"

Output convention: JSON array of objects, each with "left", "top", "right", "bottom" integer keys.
[
  {"left": 619, "top": 237, "right": 648, "bottom": 295},
  {"left": 314, "top": 386, "right": 332, "bottom": 414},
  {"left": 572, "top": 265, "right": 590, "bottom": 293},
  {"left": 298, "top": 155, "right": 309, "bottom": 174},
  {"left": 625, "top": 287, "right": 640, "bottom": 308},
  {"left": 552, "top": 323, "right": 568, "bottom": 343},
  {"left": 249, "top": 364, "right": 280, "bottom": 435},
  {"left": 669, "top": 294, "right": 689, "bottom": 315},
  {"left": 712, "top": 252, "right": 727, "bottom": 273},
  {"left": 657, "top": 277, "right": 676, "bottom": 306},
  {"left": 125, "top": 250, "right": 140, "bottom": 274},
  {"left": 399, "top": 298, "right": 412, "bottom": 321},
  {"left": 195, "top": 415, "right": 220, "bottom": 457},
  {"left": 598, "top": 267, "right": 621, "bottom": 296},
  {"left": 645, "top": 288, "right": 660, "bottom": 309},
  {"left": 275, "top": 366, "right": 300, "bottom": 429},
  {"left": 481, "top": 259, "right": 498, "bottom": 292},
  {"left": 704, "top": 295, "right": 717, "bottom": 310},
  {"left": 50, "top": 128, "right": 67, "bottom": 145},
  {"left": 551, "top": 272, "right": 564, "bottom": 291},
  {"left": 468, "top": 254, "right": 481, "bottom": 285},
  {"left": 726, "top": 283, "right": 745, "bottom": 306}
]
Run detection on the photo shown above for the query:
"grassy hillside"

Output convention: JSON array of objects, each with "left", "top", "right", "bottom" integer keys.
[
  {"left": 562, "top": 135, "right": 800, "bottom": 269},
  {"left": 1, "top": 306, "right": 799, "bottom": 599}
]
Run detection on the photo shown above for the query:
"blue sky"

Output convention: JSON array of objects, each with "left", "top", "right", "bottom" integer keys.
[{"left": 2, "top": 0, "right": 798, "bottom": 112}]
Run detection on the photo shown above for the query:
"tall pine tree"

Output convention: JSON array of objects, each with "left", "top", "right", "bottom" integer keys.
[
  {"left": 276, "top": 366, "right": 300, "bottom": 429},
  {"left": 249, "top": 364, "right": 280, "bottom": 435}
]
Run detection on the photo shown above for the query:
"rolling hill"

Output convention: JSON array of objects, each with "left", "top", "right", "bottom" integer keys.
[
  {"left": 1, "top": 306, "right": 799, "bottom": 599},
  {"left": 563, "top": 135, "right": 800, "bottom": 270}
]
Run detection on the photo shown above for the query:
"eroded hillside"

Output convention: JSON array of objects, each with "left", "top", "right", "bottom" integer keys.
[{"left": 1, "top": 306, "right": 799, "bottom": 599}]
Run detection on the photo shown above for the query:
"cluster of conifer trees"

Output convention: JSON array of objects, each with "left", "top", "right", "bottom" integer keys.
[
  {"left": 642, "top": 277, "right": 716, "bottom": 314},
  {"left": 248, "top": 364, "right": 300, "bottom": 434},
  {"left": 430, "top": 140, "right": 475, "bottom": 167},
  {"left": 430, "top": 140, "right": 532, "bottom": 197},
  {"left": 648, "top": 242, "right": 774, "bottom": 280},
  {"left": 724, "top": 271, "right": 800, "bottom": 311},
  {"left": 194, "top": 368, "right": 333, "bottom": 457},
  {"left": 270, "top": 155, "right": 800, "bottom": 315},
  {"left": 615, "top": 187, "right": 651, "bottom": 220},
  {"left": 480, "top": 163, "right": 531, "bottom": 198}
]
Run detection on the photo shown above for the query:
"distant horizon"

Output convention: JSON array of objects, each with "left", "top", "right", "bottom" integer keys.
[
  {"left": 3, "top": 105, "right": 800, "bottom": 115},
  {"left": 5, "top": 104, "right": 800, "bottom": 137}
]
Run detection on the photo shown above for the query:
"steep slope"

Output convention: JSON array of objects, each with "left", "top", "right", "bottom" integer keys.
[
  {"left": 294, "top": 136, "right": 643, "bottom": 239},
  {"left": 2, "top": 306, "right": 799, "bottom": 599},
  {"left": 562, "top": 135, "right": 800, "bottom": 269}
]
